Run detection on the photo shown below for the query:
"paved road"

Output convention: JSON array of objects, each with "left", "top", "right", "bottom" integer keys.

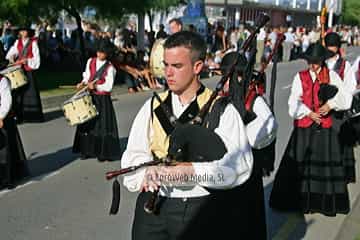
[{"left": 1, "top": 48, "right": 360, "bottom": 240}]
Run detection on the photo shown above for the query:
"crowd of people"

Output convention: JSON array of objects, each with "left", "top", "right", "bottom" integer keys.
[{"left": 1, "top": 14, "right": 360, "bottom": 240}]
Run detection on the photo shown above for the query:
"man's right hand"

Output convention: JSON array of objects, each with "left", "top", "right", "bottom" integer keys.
[
  {"left": 76, "top": 83, "right": 84, "bottom": 90},
  {"left": 140, "top": 166, "right": 161, "bottom": 193},
  {"left": 308, "top": 111, "right": 321, "bottom": 125},
  {"left": 0, "top": 119, "right": 3, "bottom": 129}
]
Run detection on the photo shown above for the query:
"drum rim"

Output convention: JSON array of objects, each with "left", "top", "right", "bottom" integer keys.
[{"left": 0, "top": 65, "right": 22, "bottom": 74}]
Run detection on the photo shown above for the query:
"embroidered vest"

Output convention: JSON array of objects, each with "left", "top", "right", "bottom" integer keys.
[
  {"left": 89, "top": 57, "right": 111, "bottom": 95},
  {"left": 150, "top": 86, "right": 213, "bottom": 158},
  {"left": 17, "top": 38, "right": 36, "bottom": 72},
  {"left": 294, "top": 68, "right": 332, "bottom": 128}
]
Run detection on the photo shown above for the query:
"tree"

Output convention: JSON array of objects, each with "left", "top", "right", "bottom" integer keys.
[
  {"left": 0, "top": 0, "right": 184, "bottom": 62},
  {"left": 341, "top": 0, "right": 360, "bottom": 25}
]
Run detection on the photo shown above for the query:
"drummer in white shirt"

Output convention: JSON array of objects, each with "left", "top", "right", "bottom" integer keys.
[{"left": 6, "top": 26, "right": 43, "bottom": 123}]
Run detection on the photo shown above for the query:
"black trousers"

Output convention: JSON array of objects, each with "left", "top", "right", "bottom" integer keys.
[{"left": 132, "top": 192, "right": 224, "bottom": 240}]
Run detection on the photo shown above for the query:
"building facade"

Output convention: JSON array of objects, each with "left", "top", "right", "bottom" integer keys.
[{"left": 205, "top": 0, "right": 342, "bottom": 27}]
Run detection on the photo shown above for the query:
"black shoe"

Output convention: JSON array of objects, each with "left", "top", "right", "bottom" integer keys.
[{"left": 6, "top": 183, "right": 16, "bottom": 189}]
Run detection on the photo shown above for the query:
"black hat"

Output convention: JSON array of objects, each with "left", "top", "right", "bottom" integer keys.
[
  {"left": 95, "top": 38, "right": 114, "bottom": 56},
  {"left": 18, "top": 25, "right": 35, "bottom": 37},
  {"left": 325, "top": 32, "right": 341, "bottom": 48},
  {"left": 0, "top": 59, "right": 9, "bottom": 71},
  {"left": 300, "top": 43, "right": 335, "bottom": 63},
  {"left": 220, "top": 52, "right": 248, "bottom": 75}
]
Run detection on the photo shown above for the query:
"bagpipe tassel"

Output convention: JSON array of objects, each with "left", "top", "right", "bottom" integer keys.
[{"left": 109, "top": 178, "right": 121, "bottom": 215}]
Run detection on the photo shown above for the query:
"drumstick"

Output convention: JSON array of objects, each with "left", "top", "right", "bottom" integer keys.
[
  {"left": 72, "top": 78, "right": 100, "bottom": 99},
  {"left": 7, "top": 58, "right": 29, "bottom": 68}
]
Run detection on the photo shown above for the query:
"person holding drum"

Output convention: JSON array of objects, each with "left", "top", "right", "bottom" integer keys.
[
  {"left": 6, "top": 26, "right": 43, "bottom": 123},
  {"left": 121, "top": 31, "right": 254, "bottom": 239},
  {"left": 72, "top": 39, "right": 120, "bottom": 162},
  {"left": 0, "top": 59, "right": 28, "bottom": 190}
]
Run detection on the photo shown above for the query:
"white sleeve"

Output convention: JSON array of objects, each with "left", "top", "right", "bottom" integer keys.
[
  {"left": 121, "top": 99, "right": 153, "bottom": 192},
  {"left": 246, "top": 97, "right": 277, "bottom": 149},
  {"left": 96, "top": 65, "right": 116, "bottom": 92},
  {"left": 192, "top": 104, "right": 253, "bottom": 189},
  {"left": 0, "top": 78, "right": 12, "bottom": 119},
  {"left": 327, "top": 70, "right": 353, "bottom": 111},
  {"left": 342, "top": 61, "right": 357, "bottom": 94},
  {"left": 6, "top": 40, "right": 19, "bottom": 60},
  {"left": 27, "top": 40, "right": 41, "bottom": 70},
  {"left": 288, "top": 73, "right": 312, "bottom": 119},
  {"left": 81, "top": 59, "right": 92, "bottom": 84}
]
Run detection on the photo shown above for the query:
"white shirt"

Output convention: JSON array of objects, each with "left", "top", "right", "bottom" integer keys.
[
  {"left": 257, "top": 28, "right": 266, "bottom": 41},
  {"left": 246, "top": 96, "right": 277, "bottom": 149},
  {"left": 81, "top": 58, "right": 116, "bottom": 92},
  {"left": 0, "top": 77, "right": 12, "bottom": 120},
  {"left": 288, "top": 69, "right": 353, "bottom": 120},
  {"left": 121, "top": 92, "right": 254, "bottom": 198},
  {"left": 6, "top": 38, "right": 41, "bottom": 70},
  {"left": 326, "top": 54, "right": 357, "bottom": 93},
  {"left": 284, "top": 32, "right": 295, "bottom": 43},
  {"left": 351, "top": 56, "right": 360, "bottom": 86}
]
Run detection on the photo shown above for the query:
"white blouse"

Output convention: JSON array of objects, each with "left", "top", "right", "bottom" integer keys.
[
  {"left": 6, "top": 38, "right": 41, "bottom": 70},
  {"left": 288, "top": 68, "right": 353, "bottom": 120},
  {"left": 0, "top": 77, "right": 12, "bottom": 120},
  {"left": 121, "top": 92, "right": 254, "bottom": 198},
  {"left": 81, "top": 58, "right": 116, "bottom": 92},
  {"left": 246, "top": 96, "right": 277, "bottom": 149},
  {"left": 326, "top": 54, "right": 357, "bottom": 93}
]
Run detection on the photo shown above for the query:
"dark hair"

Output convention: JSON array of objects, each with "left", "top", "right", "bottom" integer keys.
[
  {"left": 169, "top": 18, "right": 183, "bottom": 27},
  {"left": 164, "top": 31, "right": 206, "bottom": 63}
]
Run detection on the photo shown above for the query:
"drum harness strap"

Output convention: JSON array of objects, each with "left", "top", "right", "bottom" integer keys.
[
  {"left": 89, "top": 59, "right": 110, "bottom": 83},
  {"left": 20, "top": 39, "right": 32, "bottom": 59}
]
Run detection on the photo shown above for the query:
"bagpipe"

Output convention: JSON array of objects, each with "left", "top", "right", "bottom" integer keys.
[
  {"left": 244, "top": 33, "right": 285, "bottom": 112},
  {"left": 105, "top": 13, "right": 271, "bottom": 215}
]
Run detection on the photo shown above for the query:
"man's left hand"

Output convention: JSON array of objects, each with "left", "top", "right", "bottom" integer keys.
[
  {"left": 319, "top": 103, "right": 331, "bottom": 116},
  {"left": 158, "top": 163, "right": 195, "bottom": 186}
]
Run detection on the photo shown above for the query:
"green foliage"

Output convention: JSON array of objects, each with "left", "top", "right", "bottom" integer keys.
[
  {"left": 341, "top": 0, "right": 360, "bottom": 25},
  {"left": 0, "top": 0, "right": 183, "bottom": 24}
]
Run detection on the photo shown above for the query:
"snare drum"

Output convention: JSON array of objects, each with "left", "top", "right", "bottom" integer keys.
[
  {"left": 0, "top": 65, "right": 28, "bottom": 90},
  {"left": 62, "top": 91, "right": 98, "bottom": 126},
  {"left": 149, "top": 39, "right": 166, "bottom": 79}
]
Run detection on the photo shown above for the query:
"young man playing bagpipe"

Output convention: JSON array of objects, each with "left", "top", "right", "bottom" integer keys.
[{"left": 121, "top": 31, "right": 256, "bottom": 240}]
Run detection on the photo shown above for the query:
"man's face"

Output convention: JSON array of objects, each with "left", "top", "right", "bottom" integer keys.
[
  {"left": 169, "top": 22, "right": 182, "bottom": 34},
  {"left": 164, "top": 46, "right": 203, "bottom": 95},
  {"left": 97, "top": 51, "right": 107, "bottom": 61},
  {"left": 309, "top": 62, "right": 321, "bottom": 72}
]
